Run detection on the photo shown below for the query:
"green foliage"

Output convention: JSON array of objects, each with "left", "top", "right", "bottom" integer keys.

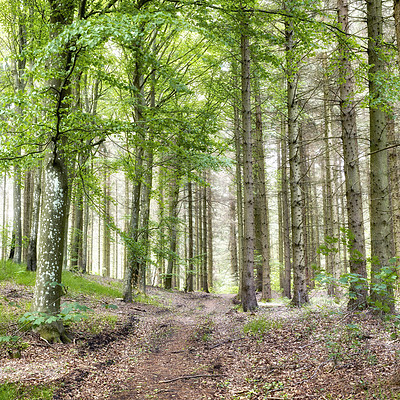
[
  {"left": 0, "top": 261, "right": 36, "bottom": 286},
  {"left": 19, "top": 302, "right": 92, "bottom": 329},
  {"left": 243, "top": 316, "right": 283, "bottom": 338},
  {"left": 0, "top": 261, "right": 122, "bottom": 298},
  {"left": 0, "top": 383, "right": 54, "bottom": 400},
  {"left": 62, "top": 272, "right": 122, "bottom": 298}
]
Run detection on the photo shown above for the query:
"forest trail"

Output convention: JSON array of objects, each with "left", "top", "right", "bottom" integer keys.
[
  {"left": 108, "top": 292, "right": 238, "bottom": 400},
  {"left": 2, "top": 283, "right": 400, "bottom": 399}
]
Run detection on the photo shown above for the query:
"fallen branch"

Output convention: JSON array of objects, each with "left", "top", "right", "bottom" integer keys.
[
  {"left": 159, "top": 374, "right": 222, "bottom": 384},
  {"left": 207, "top": 337, "right": 245, "bottom": 350}
]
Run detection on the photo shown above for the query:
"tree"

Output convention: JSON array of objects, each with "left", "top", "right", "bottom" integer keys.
[
  {"left": 337, "top": 0, "right": 368, "bottom": 309},
  {"left": 240, "top": 20, "right": 258, "bottom": 312},
  {"left": 285, "top": 12, "right": 308, "bottom": 306}
]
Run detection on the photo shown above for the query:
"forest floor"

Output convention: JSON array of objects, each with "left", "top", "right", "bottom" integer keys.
[{"left": 2, "top": 281, "right": 400, "bottom": 399}]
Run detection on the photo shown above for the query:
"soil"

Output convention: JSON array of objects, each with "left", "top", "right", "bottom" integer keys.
[{"left": 2, "top": 283, "right": 400, "bottom": 399}]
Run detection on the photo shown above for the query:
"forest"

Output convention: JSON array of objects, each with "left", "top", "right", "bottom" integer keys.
[{"left": 2, "top": 0, "right": 400, "bottom": 398}]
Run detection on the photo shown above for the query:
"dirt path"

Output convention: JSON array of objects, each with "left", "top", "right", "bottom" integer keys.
[
  {"left": 43, "top": 289, "right": 242, "bottom": 400},
  {"left": 108, "top": 292, "right": 236, "bottom": 400},
  {"left": 3, "top": 285, "right": 400, "bottom": 399}
]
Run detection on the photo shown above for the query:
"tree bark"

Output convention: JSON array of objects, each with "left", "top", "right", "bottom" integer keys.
[
  {"left": 253, "top": 89, "right": 271, "bottom": 301},
  {"left": 367, "top": 0, "right": 395, "bottom": 312},
  {"left": 286, "top": 17, "right": 308, "bottom": 306},
  {"left": 27, "top": 166, "right": 42, "bottom": 272},
  {"left": 240, "top": 30, "right": 258, "bottom": 312},
  {"left": 187, "top": 179, "right": 194, "bottom": 292}
]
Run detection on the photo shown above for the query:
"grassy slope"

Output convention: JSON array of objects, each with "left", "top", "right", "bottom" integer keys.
[{"left": 0, "top": 260, "right": 123, "bottom": 399}]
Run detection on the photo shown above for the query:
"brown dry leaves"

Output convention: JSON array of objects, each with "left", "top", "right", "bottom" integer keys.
[{"left": 1, "top": 284, "right": 400, "bottom": 399}]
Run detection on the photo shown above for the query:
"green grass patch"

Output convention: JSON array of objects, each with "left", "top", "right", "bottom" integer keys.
[
  {"left": 133, "top": 293, "right": 162, "bottom": 307},
  {"left": 0, "top": 260, "right": 122, "bottom": 299},
  {"left": 83, "top": 314, "right": 119, "bottom": 335},
  {"left": 243, "top": 316, "right": 284, "bottom": 337},
  {"left": 0, "top": 261, "right": 36, "bottom": 286},
  {"left": 0, "top": 382, "right": 54, "bottom": 399},
  {"left": 62, "top": 271, "right": 122, "bottom": 298}
]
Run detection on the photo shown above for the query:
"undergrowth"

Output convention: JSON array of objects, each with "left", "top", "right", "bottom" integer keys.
[
  {"left": 0, "top": 382, "right": 54, "bottom": 399},
  {"left": 243, "top": 316, "right": 284, "bottom": 337},
  {"left": 0, "top": 260, "right": 122, "bottom": 298}
]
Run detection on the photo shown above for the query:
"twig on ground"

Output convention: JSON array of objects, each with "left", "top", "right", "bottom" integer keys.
[{"left": 159, "top": 374, "right": 222, "bottom": 384}]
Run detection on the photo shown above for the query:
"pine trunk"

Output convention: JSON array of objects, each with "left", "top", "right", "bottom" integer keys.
[{"left": 240, "top": 31, "right": 258, "bottom": 312}]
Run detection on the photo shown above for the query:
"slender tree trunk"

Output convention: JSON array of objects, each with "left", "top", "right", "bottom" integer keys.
[
  {"left": 286, "top": 18, "right": 308, "bottom": 306},
  {"left": 2, "top": 174, "right": 7, "bottom": 260},
  {"left": 367, "top": 0, "right": 395, "bottom": 312},
  {"left": 229, "top": 198, "right": 238, "bottom": 285},
  {"left": 281, "top": 128, "right": 292, "bottom": 299},
  {"left": 202, "top": 181, "right": 209, "bottom": 293},
  {"left": 187, "top": 179, "right": 194, "bottom": 292},
  {"left": 240, "top": 30, "right": 257, "bottom": 312},
  {"left": 233, "top": 96, "right": 244, "bottom": 298},
  {"left": 322, "top": 67, "right": 336, "bottom": 296},
  {"left": 253, "top": 89, "right": 271, "bottom": 301},
  {"left": 27, "top": 166, "right": 42, "bottom": 272},
  {"left": 102, "top": 148, "right": 111, "bottom": 278},
  {"left": 22, "top": 170, "right": 33, "bottom": 263},
  {"left": 206, "top": 173, "right": 213, "bottom": 291},
  {"left": 165, "top": 174, "right": 179, "bottom": 290}
]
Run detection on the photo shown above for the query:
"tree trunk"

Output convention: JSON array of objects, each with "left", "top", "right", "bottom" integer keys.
[
  {"left": 322, "top": 65, "right": 336, "bottom": 296},
  {"left": 32, "top": 0, "right": 76, "bottom": 342},
  {"left": 240, "top": 30, "right": 258, "bottom": 312},
  {"left": 286, "top": 18, "right": 308, "bottom": 306},
  {"left": 206, "top": 172, "right": 213, "bottom": 291},
  {"left": 281, "top": 127, "right": 292, "bottom": 299},
  {"left": 229, "top": 198, "right": 238, "bottom": 285},
  {"left": 367, "top": 0, "right": 395, "bottom": 312},
  {"left": 27, "top": 166, "right": 42, "bottom": 272},
  {"left": 22, "top": 170, "right": 33, "bottom": 263},
  {"left": 253, "top": 89, "right": 271, "bottom": 301},
  {"left": 187, "top": 179, "right": 194, "bottom": 292},
  {"left": 165, "top": 174, "right": 179, "bottom": 290},
  {"left": 33, "top": 156, "right": 70, "bottom": 343},
  {"left": 233, "top": 94, "right": 244, "bottom": 298}
]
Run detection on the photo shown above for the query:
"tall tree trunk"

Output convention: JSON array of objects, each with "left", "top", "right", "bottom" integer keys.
[
  {"left": 229, "top": 198, "right": 239, "bottom": 285},
  {"left": 102, "top": 148, "right": 111, "bottom": 278},
  {"left": 12, "top": 169, "right": 22, "bottom": 264},
  {"left": 187, "top": 179, "right": 194, "bottom": 292},
  {"left": 202, "top": 180, "right": 209, "bottom": 293},
  {"left": 240, "top": 30, "right": 257, "bottom": 312},
  {"left": 27, "top": 166, "right": 42, "bottom": 272},
  {"left": 32, "top": 0, "right": 76, "bottom": 342},
  {"left": 22, "top": 170, "right": 33, "bottom": 263},
  {"left": 322, "top": 66, "right": 336, "bottom": 296},
  {"left": 165, "top": 174, "right": 179, "bottom": 290},
  {"left": 2, "top": 175, "right": 7, "bottom": 260},
  {"left": 367, "top": 0, "right": 395, "bottom": 312},
  {"left": 281, "top": 127, "right": 292, "bottom": 299},
  {"left": 286, "top": 18, "right": 308, "bottom": 306},
  {"left": 206, "top": 172, "right": 213, "bottom": 291},
  {"left": 233, "top": 96, "right": 244, "bottom": 298},
  {"left": 253, "top": 89, "right": 271, "bottom": 301}
]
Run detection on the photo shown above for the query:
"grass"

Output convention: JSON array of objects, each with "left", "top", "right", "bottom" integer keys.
[
  {"left": 0, "top": 260, "right": 122, "bottom": 298},
  {"left": 243, "top": 316, "right": 284, "bottom": 337},
  {"left": 0, "top": 383, "right": 54, "bottom": 400}
]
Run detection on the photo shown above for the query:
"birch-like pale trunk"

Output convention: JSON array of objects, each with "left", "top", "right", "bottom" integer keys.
[{"left": 286, "top": 19, "right": 308, "bottom": 306}]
